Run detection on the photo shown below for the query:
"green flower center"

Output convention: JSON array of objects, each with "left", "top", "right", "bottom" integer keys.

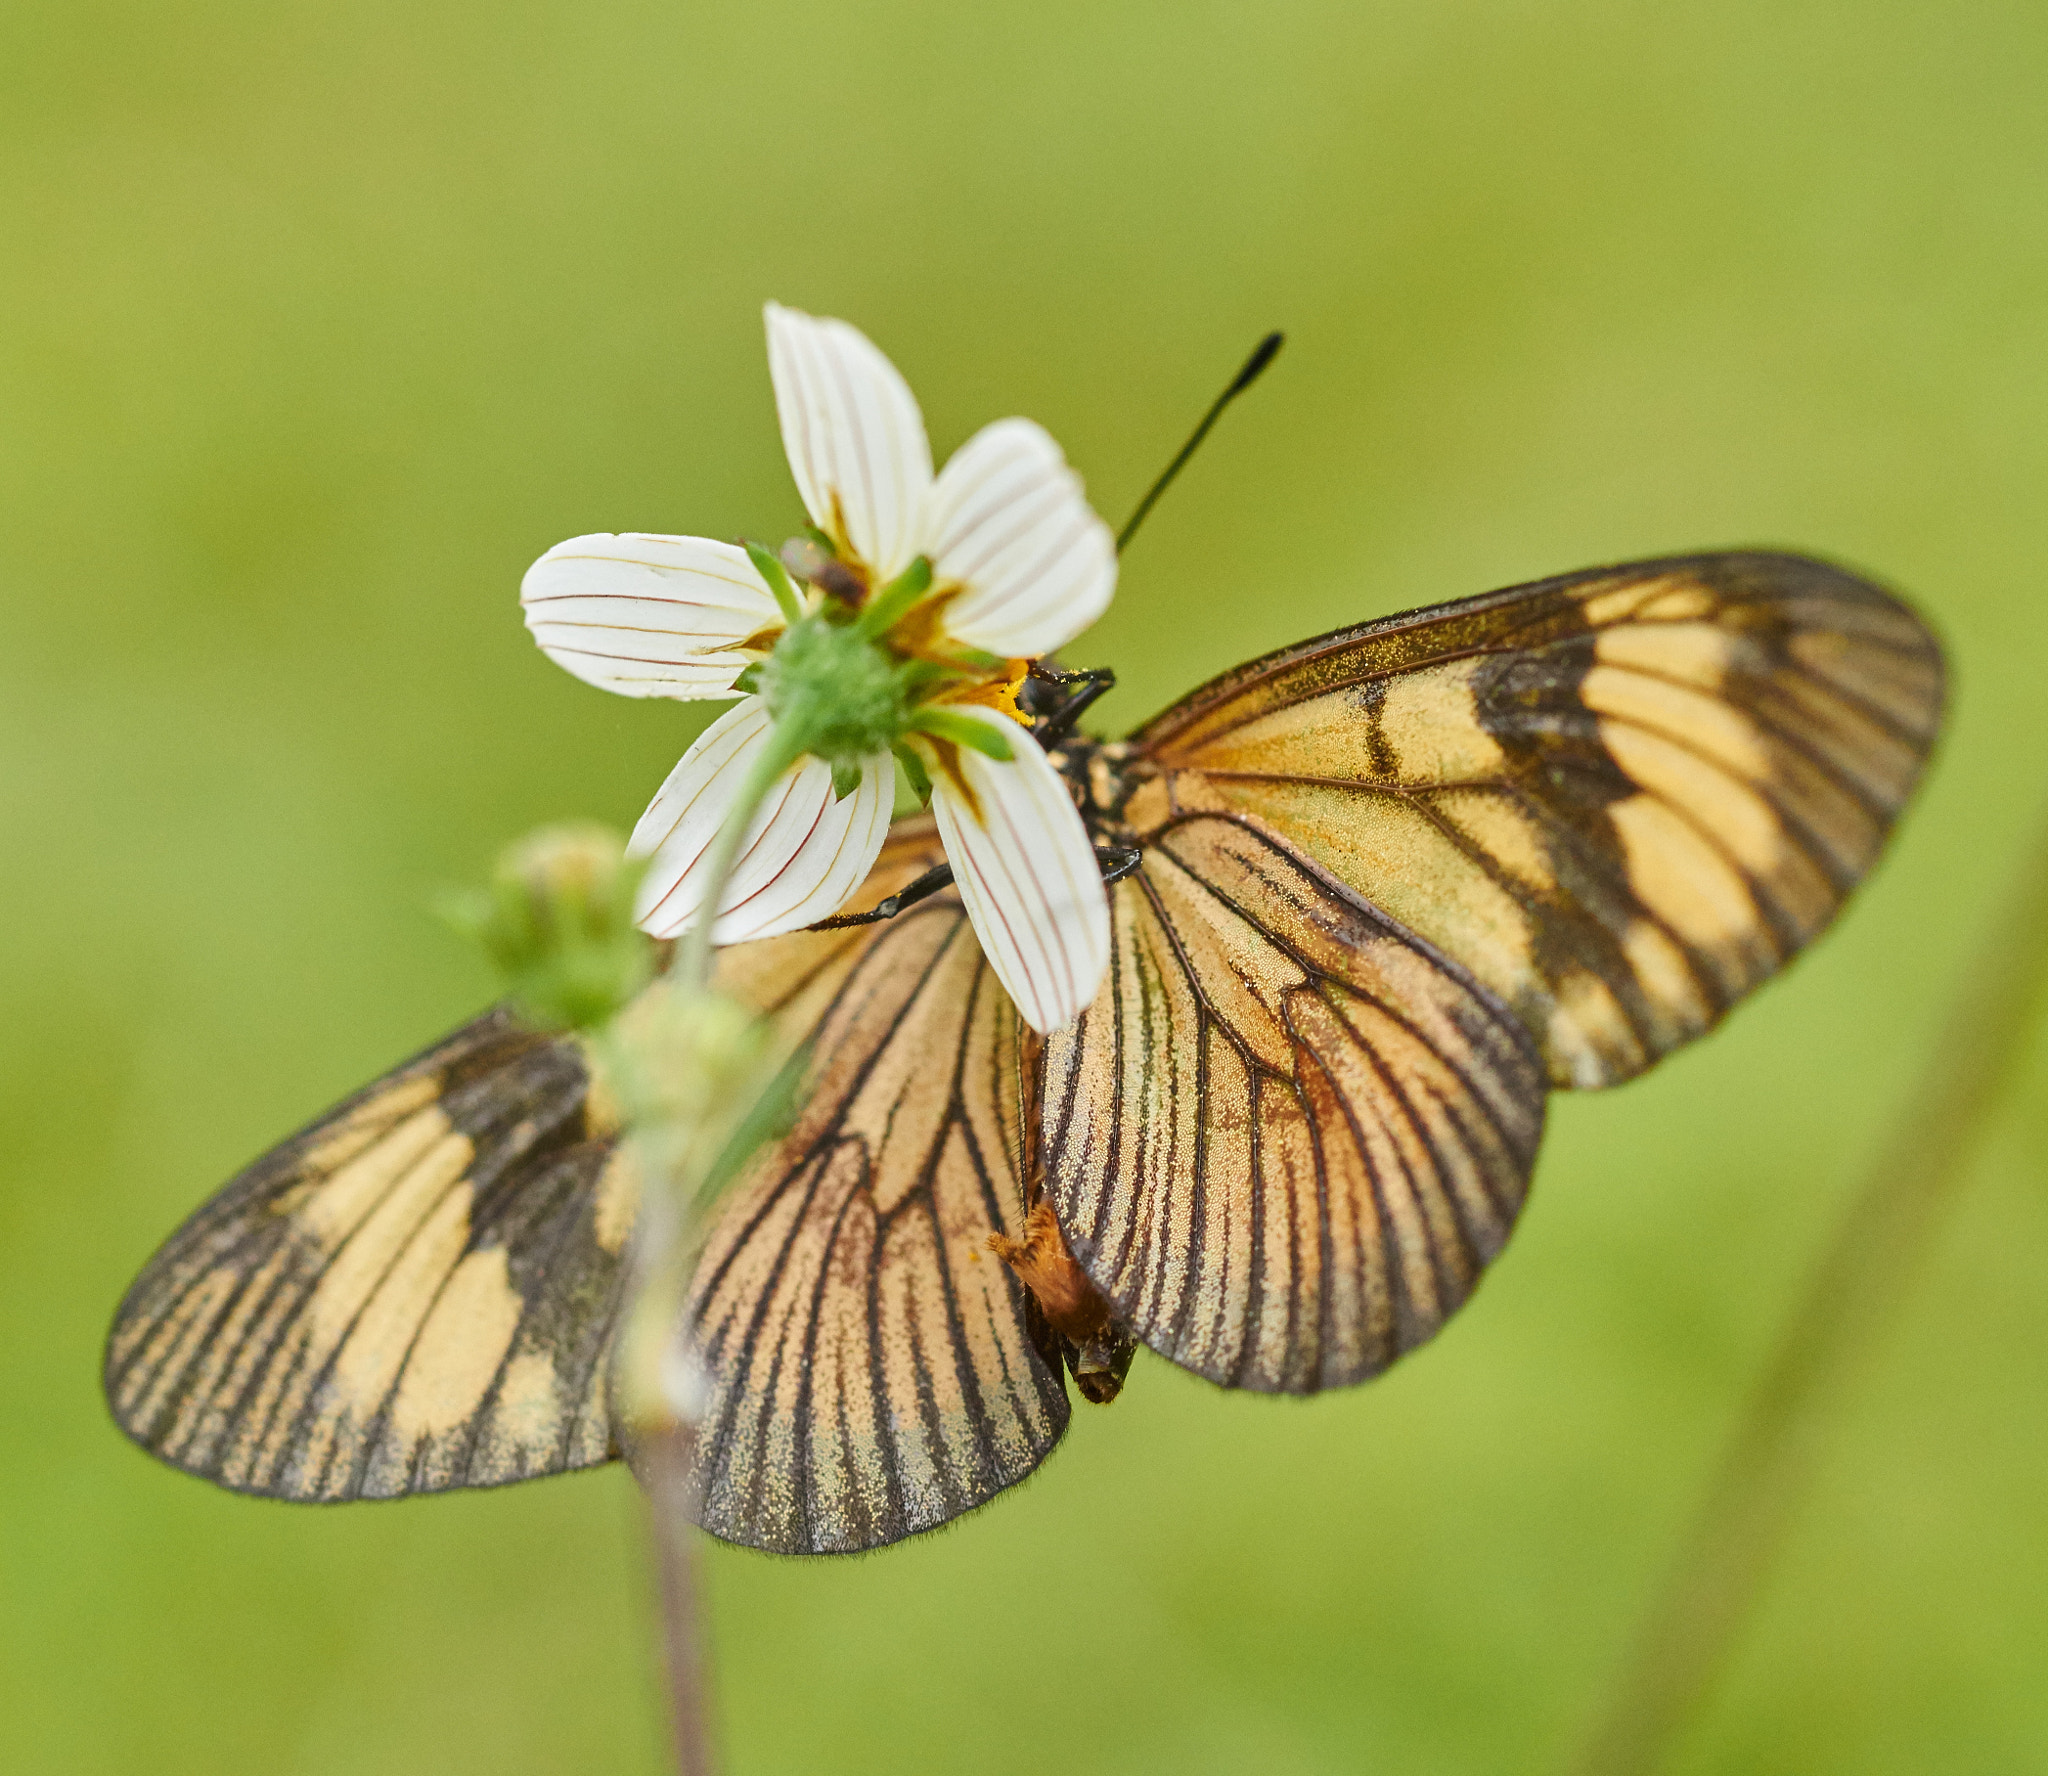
[{"left": 757, "top": 613, "right": 911, "bottom": 766}]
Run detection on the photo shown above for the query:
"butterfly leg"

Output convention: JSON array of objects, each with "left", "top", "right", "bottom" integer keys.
[
  {"left": 1028, "top": 663, "right": 1117, "bottom": 746},
  {"left": 807, "top": 845, "right": 1143, "bottom": 932},
  {"left": 1096, "top": 844, "right": 1143, "bottom": 886},
  {"left": 807, "top": 861, "right": 958, "bottom": 930}
]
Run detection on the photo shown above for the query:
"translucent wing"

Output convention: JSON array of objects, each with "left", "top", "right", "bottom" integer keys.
[
  {"left": 1039, "top": 815, "right": 1547, "bottom": 1392},
  {"left": 1042, "top": 550, "right": 1941, "bottom": 1392},
  {"left": 104, "top": 1011, "right": 627, "bottom": 1498},
  {"left": 690, "top": 821, "right": 1069, "bottom": 1553},
  {"left": 1129, "top": 551, "right": 1945, "bottom": 1088},
  {"left": 105, "top": 821, "right": 1068, "bottom": 1552}
]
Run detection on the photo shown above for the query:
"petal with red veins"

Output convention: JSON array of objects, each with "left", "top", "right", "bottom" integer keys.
[
  {"left": 630, "top": 699, "right": 894, "bottom": 943},
  {"left": 521, "top": 533, "right": 781, "bottom": 699},
  {"left": 924, "top": 418, "right": 1116, "bottom": 660},
  {"left": 765, "top": 303, "right": 932, "bottom": 582}
]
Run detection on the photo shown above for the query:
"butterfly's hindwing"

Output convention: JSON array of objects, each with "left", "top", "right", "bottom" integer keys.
[
  {"left": 1040, "top": 812, "right": 1547, "bottom": 1393},
  {"left": 106, "top": 823, "right": 1069, "bottom": 1551},
  {"left": 695, "top": 824, "right": 1070, "bottom": 1554},
  {"left": 1133, "top": 552, "right": 1944, "bottom": 1088},
  {"left": 103, "top": 1009, "right": 628, "bottom": 1500}
]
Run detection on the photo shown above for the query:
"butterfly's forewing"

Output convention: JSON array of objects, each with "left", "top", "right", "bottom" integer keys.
[
  {"left": 1043, "top": 550, "right": 1942, "bottom": 1393},
  {"left": 691, "top": 822, "right": 1069, "bottom": 1554},
  {"left": 1039, "top": 815, "right": 1547, "bottom": 1392},
  {"left": 1131, "top": 552, "right": 1944, "bottom": 1089},
  {"left": 104, "top": 1011, "right": 628, "bottom": 1498},
  {"left": 105, "top": 821, "right": 1068, "bottom": 1551}
]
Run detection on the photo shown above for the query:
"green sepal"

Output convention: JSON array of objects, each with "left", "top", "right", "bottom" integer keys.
[
  {"left": 802, "top": 525, "right": 839, "bottom": 558},
  {"left": 854, "top": 555, "right": 934, "bottom": 640},
  {"left": 912, "top": 706, "right": 1016, "bottom": 761},
  {"left": 831, "top": 758, "right": 864, "bottom": 800},
  {"left": 744, "top": 539, "right": 807, "bottom": 627},
  {"left": 730, "top": 660, "right": 766, "bottom": 697},
  {"left": 896, "top": 657, "right": 962, "bottom": 699},
  {"left": 892, "top": 741, "right": 932, "bottom": 804}
]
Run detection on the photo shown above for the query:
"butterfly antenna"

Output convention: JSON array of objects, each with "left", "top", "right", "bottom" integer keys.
[{"left": 1114, "top": 330, "right": 1284, "bottom": 555}]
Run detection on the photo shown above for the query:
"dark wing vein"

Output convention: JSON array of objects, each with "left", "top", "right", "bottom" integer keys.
[
  {"left": 688, "top": 850, "right": 1068, "bottom": 1554},
  {"left": 1129, "top": 550, "right": 1944, "bottom": 1087},
  {"left": 1041, "top": 812, "right": 1547, "bottom": 1393}
]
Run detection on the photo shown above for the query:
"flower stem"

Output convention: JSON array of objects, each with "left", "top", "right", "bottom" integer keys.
[
  {"left": 634, "top": 716, "right": 811, "bottom": 1776},
  {"left": 610, "top": 1067, "right": 721, "bottom": 1776},
  {"left": 1571, "top": 801, "right": 2048, "bottom": 1775},
  {"left": 644, "top": 1419, "right": 719, "bottom": 1776},
  {"left": 674, "top": 721, "right": 810, "bottom": 993}
]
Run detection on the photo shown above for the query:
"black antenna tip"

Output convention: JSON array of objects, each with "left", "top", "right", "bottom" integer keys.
[
  {"left": 1113, "top": 329, "right": 1289, "bottom": 555},
  {"left": 1229, "top": 331, "right": 1285, "bottom": 395}
]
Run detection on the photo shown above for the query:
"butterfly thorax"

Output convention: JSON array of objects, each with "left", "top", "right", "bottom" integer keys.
[{"left": 1047, "top": 735, "right": 1149, "bottom": 842}]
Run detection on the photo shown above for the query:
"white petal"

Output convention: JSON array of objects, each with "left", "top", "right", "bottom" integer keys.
[
  {"left": 522, "top": 533, "right": 782, "bottom": 699},
  {"left": 630, "top": 700, "right": 894, "bottom": 945},
  {"left": 764, "top": 302, "right": 933, "bottom": 581},
  {"left": 926, "top": 708, "right": 1111, "bottom": 1034},
  {"left": 923, "top": 418, "right": 1117, "bottom": 660}
]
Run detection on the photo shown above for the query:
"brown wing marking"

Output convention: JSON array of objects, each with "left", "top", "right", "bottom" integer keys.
[
  {"left": 691, "top": 839, "right": 1069, "bottom": 1554},
  {"left": 1132, "top": 551, "right": 1944, "bottom": 1088},
  {"left": 1039, "top": 813, "right": 1546, "bottom": 1394},
  {"left": 103, "top": 1009, "right": 629, "bottom": 1499}
]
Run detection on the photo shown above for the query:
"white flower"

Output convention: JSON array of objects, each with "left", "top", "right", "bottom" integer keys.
[{"left": 520, "top": 303, "right": 1118, "bottom": 1034}]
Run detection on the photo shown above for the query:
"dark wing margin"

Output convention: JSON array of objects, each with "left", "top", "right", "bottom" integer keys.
[
  {"left": 1039, "top": 814, "right": 1547, "bottom": 1394},
  {"left": 1132, "top": 551, "right": 1945, "bottom": 1088},
  {"left": 104, "top": 1008, "right": 628, "bottom": 1499},
  {"left": 691, "top": 844, "right": 1070, "bottom": 1555}
]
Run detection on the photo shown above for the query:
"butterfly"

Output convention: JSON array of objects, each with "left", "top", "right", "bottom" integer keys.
[{"left": 104, "top": 549, "right": 1944, "bottom": 1554}]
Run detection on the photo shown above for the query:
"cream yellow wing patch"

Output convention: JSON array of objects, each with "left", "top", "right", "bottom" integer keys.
[
  {"left": 1133, "top": 552, "right": 1944, "bottom": 1088},
  {"left": 104, "top": 1010, "right": 624, "bottom": 1499}
]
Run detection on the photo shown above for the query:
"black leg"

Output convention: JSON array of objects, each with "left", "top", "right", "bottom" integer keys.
[
  {"left": 1029, "top": 663, "right": 1117, "bottom": 747},
  {"left": 1095, "top": 845, "right": 1143, "bottom": 886},
  {"left": 806, "top": 844, "right": 1145, "bottom": 932},
  {"left": 807, "top": 862, "right": 956, "bottom": 929}
]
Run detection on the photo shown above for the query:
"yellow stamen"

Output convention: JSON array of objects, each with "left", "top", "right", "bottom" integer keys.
[{"left": 943, "top": 658, "right": 1030, "bottom": 723}]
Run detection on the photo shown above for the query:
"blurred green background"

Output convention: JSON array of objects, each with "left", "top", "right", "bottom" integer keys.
[{"left": 5, "top": 1, "right": 2046, "bottom": 1771}]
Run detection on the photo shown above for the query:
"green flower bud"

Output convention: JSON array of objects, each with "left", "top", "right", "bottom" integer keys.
[
  {"left": 441, "top": 822, "right": 653, "bottom": 1033},
  {"left": 600, "top": 981, "right": 802, "bottom": 1435}
]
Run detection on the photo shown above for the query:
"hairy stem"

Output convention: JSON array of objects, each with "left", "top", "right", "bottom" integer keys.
[
  {"left": 1573, "top": 804, "right": 2048, "bottom": 1774},
  {"left": 644, "top": 1421, "right": 718, "bottom": 1776},
  {"left": 637, "top": 722, "right": 809, "bottom": 1774}
]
